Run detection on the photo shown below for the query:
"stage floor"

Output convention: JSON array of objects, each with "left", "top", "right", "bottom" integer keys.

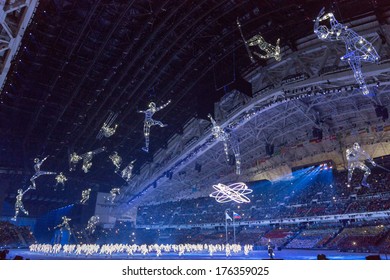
[{"left": 5, "top": 248, "right": 389, "bottom": 260}]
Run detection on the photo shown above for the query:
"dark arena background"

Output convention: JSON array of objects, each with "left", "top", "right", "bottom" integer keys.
[{"left": 1, "top": 0, "right": 390, "bottom": 261}]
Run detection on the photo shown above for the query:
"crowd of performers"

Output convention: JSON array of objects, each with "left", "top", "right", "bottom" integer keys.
[{"left": 29, "top": 243, "right": 253, "bottom": 257}]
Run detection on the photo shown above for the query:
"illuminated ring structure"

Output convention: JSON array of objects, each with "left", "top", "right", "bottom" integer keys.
[{"left": 210, "top": 182, "right": 252, "bottom": 203}]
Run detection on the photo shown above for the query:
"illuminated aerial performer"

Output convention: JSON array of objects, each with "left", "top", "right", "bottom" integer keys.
[
  {"left": 209, "top": 182, "right": 252, "bottom": 203},
  {"left": 30, "top": 156, "right": 56, "bottom": 189},
  {"left": 208, "top": 114, "right": 241, "bottom": 175},
  {"left": 138, "top": 100, "right": 171, "bottom": 152},
  {"left": 69, "top": 152, "right": 82, "bottom": 171},
  {"left": 120, "top": 160, "right": 136, "bottom": 182},
  {"left": 346, "top": 142, "right": 376, "bottom": 188},
  {"left": 86, "top": 215, "right": 100, "bottom": 234},
  {"left": 109, "top": 151, "right": 122, "bottom": 173},
  {"left": 314, "top": 7, "right": 380, "bottom": 95},
  {"left": 69, "top": 147, "right": 106, "bottom": 173},
  {"left": 106, "top": 188, "right": 120, "bottom": 203},
  {"left": 81, "top": 147, "right": 106, "bottom": 173},
  {"left": 237, "top": 18, "right": 281, "bottom": 63},
  {"left": 80, "top": 188, "right": 92, "bottom": 204},
  {"left": 96, "top": 111, "right": 118, "bottom": 140},
  {"left": 12, "top": 186, "right": 32, "bottom": 221},
  {"left": 54, "top": 216, "right": 72, "bottom": 231},
  {"left": 54, "top": 172, "right": 67, "bottom": 191}
]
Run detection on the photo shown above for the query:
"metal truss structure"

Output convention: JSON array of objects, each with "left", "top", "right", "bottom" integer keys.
[
  {"left": 0, "top": 0, "right": 38, "bottom": 91},
  {"left": 116, "top": 13, "right": 390, "bottom": 217}
]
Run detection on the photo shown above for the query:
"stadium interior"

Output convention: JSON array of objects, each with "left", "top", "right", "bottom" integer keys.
[{"left": 1, "top": 0, "right": 390, "bottom": 260}]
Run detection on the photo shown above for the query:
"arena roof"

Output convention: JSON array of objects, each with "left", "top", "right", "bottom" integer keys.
[{"left": 1, "top": 0, "right": 390, "bottom": 218}]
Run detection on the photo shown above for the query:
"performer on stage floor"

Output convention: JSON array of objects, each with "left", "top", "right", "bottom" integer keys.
[
  {"left": 346, "top": 142, "right": 376, "bottom": 187},
  {"left": 267, "top": 240, "right": 275, "bottom": 259}
]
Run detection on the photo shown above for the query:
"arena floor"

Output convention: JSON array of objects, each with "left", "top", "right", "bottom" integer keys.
[{"left": 5, "top": 249, "right": 389, "bottom": 260}]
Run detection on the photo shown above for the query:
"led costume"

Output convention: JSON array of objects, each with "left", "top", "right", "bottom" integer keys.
[
  {"left": 86, "top": 215, "right": 100, "bottom": 234},
  {"left": 138, "top": 100, "right": 171, "bottom": 152},
  {"left": 237, "top": 18, "right": 281, "bottom": 63},
  {"left": 97, "top": 111, "right": 118, "bottom": 140},
  {"left": 54, "top": 216, "right": 71, "bottom": 231},
  {"left": 52, "top": 216, "right": 72, "bottom": 246},
  {"left": 208, "top": 114, "right": 241, "bottom": 175},
  {"left": 314, "top": 8, "right": 380, "bottom": 95},
  {"left": 54, "top": 172, "right": 67, "bottom": 191},
  {"left": 80, "top": 188, "right": 92, "bottom": 204},
  {"left": 30, "top": 156, "right": 56, "bottom": 189},
  {"left": 209, "top": 182, "right": 252, "bottom": 203},
  {"left": 346, "top": 142, "right": 376, "bottom": 187},
  {"left": 69, "top": 147, "right": 106, "bottom": 173},
  {"left": 69, "top": 152, "right": 82, "bottom": 171},
  {"left": 120, "top": 160, "right": 136, "bottom": 182},
  {"left": 106, "top": 188, "right": 120, "bottom": 203},
  {"left": 109, "top": 152, "right": 122, "bottom": 172},
  {"left": 12, "top": 186, "right": 32, "bottom": 221}
]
